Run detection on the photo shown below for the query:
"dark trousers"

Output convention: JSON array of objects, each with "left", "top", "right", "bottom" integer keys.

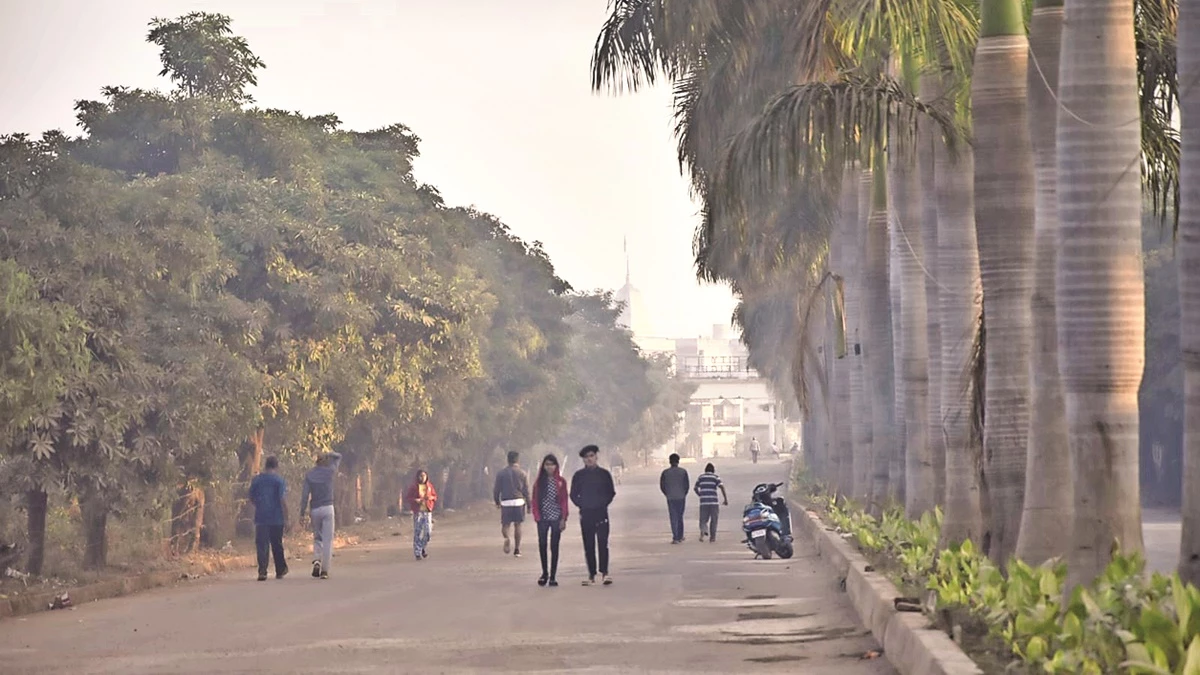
[
  {"left": 699, "top": 504, "right": 720, "bottom": 540},
  {"left": 537, "top": 520, "right": 563, "bottom": 578},
  {"left": 255, "top": 524, "right": 287, "bottom": 576},
  {"left": 579, "top": 508, "right": 610, "bottom": 578},
  {"left": 667, "top": 498, "right": 686, "bottom": 541}
]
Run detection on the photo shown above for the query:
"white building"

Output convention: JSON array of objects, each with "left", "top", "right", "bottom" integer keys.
[{"left": 614, "top": 247, "right": 798, "bottom": 461}]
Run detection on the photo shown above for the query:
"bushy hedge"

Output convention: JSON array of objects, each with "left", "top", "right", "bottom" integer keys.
[{"left": 813, "top": 492, "right": 1200, "bottom": 674}]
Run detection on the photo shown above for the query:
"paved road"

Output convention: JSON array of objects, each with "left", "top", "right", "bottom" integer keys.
[
  {"left": 1145, "top": 507, "right": 1182, "bottom": 576},
  {"left": 0, "top": 458, "right": 892, "bottom": 674}
]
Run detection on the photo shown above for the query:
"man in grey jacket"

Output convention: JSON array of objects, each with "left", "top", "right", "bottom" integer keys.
[
  {"left": 659, "top": 453, "right": 690, "bottom": 544},
  {"left": 299, "top": 451, "right": 342, "bottom": 579}
]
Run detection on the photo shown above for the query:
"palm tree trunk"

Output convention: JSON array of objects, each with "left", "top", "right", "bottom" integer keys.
[
  {"left": 1178, "top": 0, "right": 1200, "bottom": 587},
  {"left": 1015, "top": 0, "right": 1073, "bottom": 566},
  {"left": 889, "top": 189, "right": 907, "bottom": 508},
  {"left": 972, "top": 0, "right": 1037, "bottom": 564},
  {"left": 834, "top": 165, "right": 868, "bottom": 498},
  {"left": 863, "top": 162, "right": 897, "bottom": 511},
  {"left": 1057, "top": 0, "right": 1145, "bottom": 589},
  {"left": 889, "top": 145, "right": 934, "bottom": 518},
  {"left": 919, "top": 75, "right": 946, "bottom": 508},
  {"left": 935, "top": 115, "right": 986, "bottom": 547}
]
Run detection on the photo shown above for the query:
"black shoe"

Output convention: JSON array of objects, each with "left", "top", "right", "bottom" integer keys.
[
  {"left": 422, "top": 549, "right": 428, "bottom": 559},
  {"left": 320, "top": 571, "right": 329, "bottom": 579},
  {"left": 312, "top": 561, "right": 321, "bottom": 578},
  {"left": 257, "top": 573, "right": 267, "bottom": 581},
  {"left": 548, "top": 578, "right": 559, "bottom": 587},
  {"left": 538, "top": 575, "right": 548, "bottom": 587},
  {"left": 514, "top": 549, "right": 522, "bottom": 558},
  {"left": 277, "top": 567, "right": 289, "bottom": 579}
]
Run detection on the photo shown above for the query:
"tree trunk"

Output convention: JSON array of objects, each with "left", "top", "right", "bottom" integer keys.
[
  {"left": 863, "top": 162, "right": 897, "bottom": 511},
  {"left": 972, "top": 0, "right": 1037, "bottom": 565},
  {"left": 889, "top": 178, "right": 907, "bottom": 508},
  {"left": 235, "top": 428, "right": 265, "bottom": 537},
  {"left": 1058, "top": 0, "right": 1145, "bottom": 589},
  {"left": 1016, "top": 0, "right": 1073, "bottom": 566},
  {"left": 844, "top": 166, "right": 872, "bottom": 503},
  {"left": 81, "top": 496, "right": 109, "bottom": 570},
  {"left": 889, "top": 142, "right": 934, "bottom": 518},
  {"left": 935, "top": 112, "right": 986, "bottom": 548},
  {"left": 919, "top": 74, "right": 946, "bottom": 508},
  {"left": 25, "top": 489, "right": 48, "bottom": 575},
  {"left": 831, "top": 167, "right": 858, "bottom": 495},
  {"left": 1178, "top": 0, "right": 1200, "bottom": 587},
  {"left": 170, "top": 483, "right": 206, "bottom": 555}
]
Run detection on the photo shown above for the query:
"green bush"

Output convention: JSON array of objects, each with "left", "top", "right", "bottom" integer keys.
[{"left": 812, "top": 493, "right": 1200, "bottom": 674}]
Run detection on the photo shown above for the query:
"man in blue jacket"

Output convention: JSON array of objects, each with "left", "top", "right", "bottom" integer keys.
[{"left": 248, "top": 455, "right": 289, "bottom": 581}]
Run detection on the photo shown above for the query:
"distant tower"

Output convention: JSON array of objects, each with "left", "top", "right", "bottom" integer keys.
[{"left": 614, "top": 236, "right": 650, "bottom": 335}]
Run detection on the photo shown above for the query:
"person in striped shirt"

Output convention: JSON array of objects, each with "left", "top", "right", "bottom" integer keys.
[{"left": 693, "top": 463, "right": 728, "bottom": 542}]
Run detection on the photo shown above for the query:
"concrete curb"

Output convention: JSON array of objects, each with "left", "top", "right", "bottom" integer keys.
[{"left": 791, "top": 501, "right": 983, "bottom": 675}]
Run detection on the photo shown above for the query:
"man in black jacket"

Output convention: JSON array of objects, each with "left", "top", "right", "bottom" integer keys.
[{"left": 570, "top": 444, "right": 616, "bottom": 586}]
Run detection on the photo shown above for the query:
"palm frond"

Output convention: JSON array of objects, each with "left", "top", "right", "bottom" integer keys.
[
  {"left": 714, "top": 71, "right": 963, "bottom": 216},
  {"left": 590, "top": 0, "right": 664, "bottom": 93},
  {"left": 1136, "top": 0, "right": 1179, "bottom": 227}
]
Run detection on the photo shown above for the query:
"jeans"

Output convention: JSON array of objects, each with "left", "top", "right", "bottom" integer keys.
[
  {"left": 310, "top": 504, "right": 335, "bottom": 571},
  {"left": 255, "top": 524, "right": 287, "bottom": 576},
  {"left": 667, "top": 498, "right": 686, "bottom": 542},
  {"left": 579, "top": 508, "right": 610, "bottom": 578},
  {"left": 536, "top": 519, "right": 563, "bottom": 578},
  {"left": 413, "top": 511, "right": 432, "bottom": 558},
  {"left": 699, "top": 504, "right": 720, "bottom": 541}
]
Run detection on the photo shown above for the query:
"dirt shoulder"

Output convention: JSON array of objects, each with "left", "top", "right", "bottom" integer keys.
[{"left": 0, "top": 499, "right": 494, "bottom": 620}]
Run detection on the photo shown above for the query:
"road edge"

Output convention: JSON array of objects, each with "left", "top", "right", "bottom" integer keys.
[
  {"left": 0, "top": 552, "right": 257, "bottom": 620},
  {"left": 790, "top": 500, "right": 983, "bottom": 675}
]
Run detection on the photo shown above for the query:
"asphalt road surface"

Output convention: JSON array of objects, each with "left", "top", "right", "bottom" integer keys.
[
  {"left": 0, "top": 458, "right": 893, "bottom": 674},
  {"left": 1145, "top": 507, "right": 1182, "bottom": 577}
]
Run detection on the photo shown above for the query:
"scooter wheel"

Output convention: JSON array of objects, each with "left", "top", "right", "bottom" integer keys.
[
  {"left": 777, "top": 543, "right": 794, "bottom": 559},
  {"left": 754, "top": 536, "right": 773, "bottom": 560}
]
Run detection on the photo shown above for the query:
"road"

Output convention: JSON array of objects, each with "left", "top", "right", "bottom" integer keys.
[
  {"left": 1145, "top": 507, "right": 1182, "bottom": 577},
  {"left": 0, "top": 458, "right": 893, "bottom": 674}
]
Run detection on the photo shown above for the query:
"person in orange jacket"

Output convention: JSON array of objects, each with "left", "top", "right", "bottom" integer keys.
[{"left": 405, "top": 469, "right": 438, "bottom": 560}]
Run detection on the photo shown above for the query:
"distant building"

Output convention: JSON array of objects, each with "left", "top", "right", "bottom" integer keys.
[{"left": 614, "top": 241, "right": 799, "bottom": 461}]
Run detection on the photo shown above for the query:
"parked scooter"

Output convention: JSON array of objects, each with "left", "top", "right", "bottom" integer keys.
[{"left": 740, "top": 482, "right": 794, "bottom": 559}]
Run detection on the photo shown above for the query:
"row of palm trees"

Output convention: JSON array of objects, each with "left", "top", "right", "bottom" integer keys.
[{"left": 591, "top": 0, "right": 1196, "bottom": 591}]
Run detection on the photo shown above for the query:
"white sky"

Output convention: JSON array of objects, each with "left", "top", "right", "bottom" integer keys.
[{"left": 0, "top": 0, "right": 738, "bottom": 339}]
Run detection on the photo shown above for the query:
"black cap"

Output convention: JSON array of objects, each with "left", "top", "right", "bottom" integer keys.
[{"left": 579, "top": 444, "right": 599, "bottom": 458}]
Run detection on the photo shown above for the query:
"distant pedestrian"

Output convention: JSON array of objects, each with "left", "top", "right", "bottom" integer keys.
[
  {"left": 660, "top": 453, "right": 690, "bottom": 544},
  {"left": 570, "top": 444, "right": 616, "bottom": 586},
  {"left": 610, "top": 451, "right": 626, "bottom": 485},
  {"left": 693, "top": 462, "right": 729, "bottom": 543},
  {"left": 405, "top": 469, "right": 438, "bottom": 561},
  {"left": 494, "top": 450, "right": 531, "bottom": 557},
  {"left": 531, "top": 453, "right": 569, "bottom": 587},
  {"left": 299, "top": 451, "right": 342, "bottom": 579},
  {"left": 249, "top": 455, "right": 289, "bottom": 581},
  {"left": 749, "top": 437, "right": 761, "bottom": 464}
]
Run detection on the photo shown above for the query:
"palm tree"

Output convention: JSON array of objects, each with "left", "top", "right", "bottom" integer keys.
[
  {"left": 1178, "top": 0, "right": 1200, "bottom": 586},
  {"left": 1056, "top": 0, "right": 1146, "bottom": 590},
  {"left": 841, "top": 166, "right": 875, "bottom": 502},
  {"left": 1014, "top": 0, "right": 1072, "bottom": 566},
  {"left": 971, "top": 0, "right": 1037, "bottom": 565},
  {"left": 859, "top": 165, "right": 896, "bottom": 509},
  {"left": 889, "top": 119, "right": 935, "bottom": 517},
  {"left": 935, "top": 116, "right": 986, "bottom": 546},
  {"left": 919, "top": 74, "right": 947, "bottom": 508}
]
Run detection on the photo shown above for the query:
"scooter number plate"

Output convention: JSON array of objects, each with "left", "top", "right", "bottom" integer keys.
[{"left": 750, "top": 529, "right": 767, "bottom": 539}]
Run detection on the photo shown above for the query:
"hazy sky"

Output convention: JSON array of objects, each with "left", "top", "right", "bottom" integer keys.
[{"left": 0, "top": 0, "right": 738, "bottom": 339}]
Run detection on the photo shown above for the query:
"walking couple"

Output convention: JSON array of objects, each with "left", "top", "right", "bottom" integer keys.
[{"left": 502, "top": 445, "right": 616, "bottom": 587}]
